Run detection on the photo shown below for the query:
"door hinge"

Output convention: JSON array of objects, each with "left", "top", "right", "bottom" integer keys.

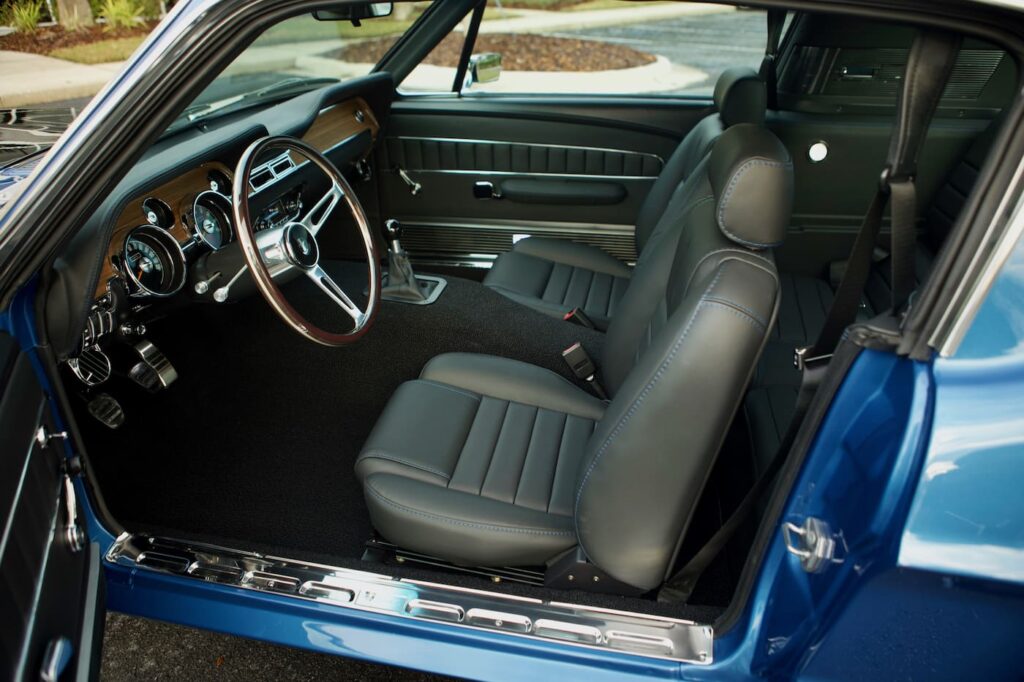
[{"left": 782, "top": 517, "right": 846, "bottom": 573}]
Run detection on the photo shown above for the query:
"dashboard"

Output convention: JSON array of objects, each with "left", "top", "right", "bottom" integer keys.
[
  {"left": 96, "top": 97, "right": 380, "bottom": 301},
  {"left": 46, "top": 74, "right": 394, "bottom": 386}
]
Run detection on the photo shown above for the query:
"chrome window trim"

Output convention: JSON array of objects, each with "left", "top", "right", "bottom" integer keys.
[
  {"left": 107, "top": 533, "right": 714, "bottom": 665},
  {"left": 396, "top": 169, "right": 659, "bottom": 181},
  {"left": 933, "top": 153, "right": 1024, "bottom": 357},
  {"left": 389, "top": 135, "right": 666, "bottom": 169}
]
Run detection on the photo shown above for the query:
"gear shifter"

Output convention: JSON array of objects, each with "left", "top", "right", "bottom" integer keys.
[{"left": 380, "top": 219, "right": 446, "bottom": 304}]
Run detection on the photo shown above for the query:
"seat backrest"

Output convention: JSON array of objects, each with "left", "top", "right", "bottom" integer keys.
[
  {"left": 634, "top": 67, "right": 768, "bottom": 254},
  {"left": 575, "top": 124, "right": 793, "bottom": 590}
]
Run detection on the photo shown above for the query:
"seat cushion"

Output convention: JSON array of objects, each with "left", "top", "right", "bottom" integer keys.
[
  {"left": 483, "top": 238, "right": 631, "bottom": 331},
  {"left": 355, "top": 353, "right": 604, "bottom": 566}
]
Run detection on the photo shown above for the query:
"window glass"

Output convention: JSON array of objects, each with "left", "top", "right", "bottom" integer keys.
[
  {"left": 168, "top": 6, "right": 430, "bottom": 133},
  {"left": 449, "top": 1, "right": 767, "bottom": 97}
]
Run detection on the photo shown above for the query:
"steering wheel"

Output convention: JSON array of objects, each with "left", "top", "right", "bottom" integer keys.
[{"left": 232, "top": 136, "right": 380, "bottom": 346}]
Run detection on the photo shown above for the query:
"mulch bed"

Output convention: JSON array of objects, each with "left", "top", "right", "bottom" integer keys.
[
  {"left": 0, "top": 20, "right": 157, "bottom": 54},
  {"left": 331, "top": 32, "right": 656, "bottom": 72}
]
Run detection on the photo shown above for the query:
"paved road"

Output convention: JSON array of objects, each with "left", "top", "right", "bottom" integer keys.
[
  {"left": 560, "top": 10, "right": 768, "bottom": 95},
  {"left": 102, "top": 613, "right": 449, "bottom": 681}
]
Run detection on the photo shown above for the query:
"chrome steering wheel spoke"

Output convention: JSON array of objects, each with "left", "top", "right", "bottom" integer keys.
[
  {"left": 301, "top": 182, "right": 344, "bottom": 236},
  {"left": 233, "top": 135, "right": 380, "bottom": 347},
  {"left": 307, "top": 264, "right": 365, "bottom": 326}
]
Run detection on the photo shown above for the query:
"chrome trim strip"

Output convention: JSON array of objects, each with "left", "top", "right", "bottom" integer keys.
[
  {"left": 389, "top": 135, "right": 665, "bottom": 169},
  {"left": 934, "top": 154, "right": 1024, "bottom": 357},
  {"left": 404, "top": 219, "right": 634, "bottom": 237},
  {"left": 106, "top": 533, "right": 713, "bottom": 665},
  {"left": 391, "top": 169, "right": 658, "bottom": 181}
]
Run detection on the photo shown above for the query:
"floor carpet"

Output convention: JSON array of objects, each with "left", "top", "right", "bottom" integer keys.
[{"left": 75, "top": 262, "right": 737, "bottom": 623}]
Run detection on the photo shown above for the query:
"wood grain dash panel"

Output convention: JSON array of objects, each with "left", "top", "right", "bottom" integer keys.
[
  {"left": 292, "top": 97, "right": 379, "bottom": 163},
  {"left": 96, "top": 162, "right": 233, "bottom": 297}
]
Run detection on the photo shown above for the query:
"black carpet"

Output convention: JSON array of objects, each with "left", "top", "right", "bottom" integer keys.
[{"left": 74, "top": 262, "right": 730, "bottom": 622}]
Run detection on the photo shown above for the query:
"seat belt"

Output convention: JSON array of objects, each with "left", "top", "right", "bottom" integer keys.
[
  {"left": 759, "top": 9, "right": 787, "bottom": 110},
  {"left": 658, "top": 29, "right": 962, "bottom": 605}
]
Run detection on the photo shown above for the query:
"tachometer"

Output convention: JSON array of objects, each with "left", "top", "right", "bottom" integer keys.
[
  {"left": 192, "top": 190, "right": 233, "bottom": 250},
  {"left": 122, "top": 225, "right": 186, "bottom": 297}
]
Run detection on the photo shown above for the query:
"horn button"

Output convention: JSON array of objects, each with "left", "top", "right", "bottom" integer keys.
[{"left": 283, "top": 223, "right": 319, "bottom": 268}]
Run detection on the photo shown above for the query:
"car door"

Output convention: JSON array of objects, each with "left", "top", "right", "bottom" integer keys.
[
  {"left": 375, "top": 2, "right": 769, "bottom": 268},
  {"left": 0, "top": 329, "right": 104, "bottom": 681}
]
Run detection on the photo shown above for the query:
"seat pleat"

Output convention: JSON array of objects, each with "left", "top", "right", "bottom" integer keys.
[
  {"left": 481, "top": 404, "right": 538, "bottom": 504},
  {"left": 607, "top": 275, "right": 630, "bottom": 319},
  {"left": 449, "top": 397, "right": 509, "bottom": 495},
  {"left": 584, "top": 272, "right": 613, "bottom": 317},
  {"left": 562, "top": 267, "right": 594, "bottom": 308},
  {"left": 547, "top": 415, "right": 595, "bottom": 516},
  {"left": 514, "top": 410, "right": 567, "bottom": 512},
  {"left": 541, "top": 263, "right": 572, "bottom": 304}
]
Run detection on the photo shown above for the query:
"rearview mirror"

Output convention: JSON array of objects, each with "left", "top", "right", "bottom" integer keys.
[
  {"left": 466, "top": 53, "right": 502, "bottom": 88},
  {"left": 313, "top": 2, "right": 394, "bottom": 22}
]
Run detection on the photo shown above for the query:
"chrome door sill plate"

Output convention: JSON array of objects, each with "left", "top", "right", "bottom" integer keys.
[{"left": 107, "top": 533, "right": 713, "bottom": 664}]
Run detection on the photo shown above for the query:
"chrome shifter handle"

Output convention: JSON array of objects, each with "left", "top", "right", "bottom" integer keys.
[{"left": 384, "top": 219, "right": 403, "bottom": 253}]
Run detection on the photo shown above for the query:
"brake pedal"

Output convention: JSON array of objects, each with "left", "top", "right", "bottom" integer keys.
[
  {"left": 129, "top": 340, "right": 178, "bottom": 392},
  {"left": 88, "top": 393, "right": 125, "bottom": 429}
]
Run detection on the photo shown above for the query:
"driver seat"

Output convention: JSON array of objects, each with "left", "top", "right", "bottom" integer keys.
[{"left": 355, "top": 124, "right": 793, "bottom": 591}]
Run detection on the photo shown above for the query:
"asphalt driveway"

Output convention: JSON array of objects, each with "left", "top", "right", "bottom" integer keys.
[{"left": 101, "top": 613, "right": 449, "bottom": 681}]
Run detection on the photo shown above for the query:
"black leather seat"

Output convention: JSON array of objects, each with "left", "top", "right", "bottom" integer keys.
[
  {"left": 481, "top": 67, "right": 768, "bottom": 330},
  {"left": 356, "top": 124, "right": 793, "bottom": 590}
]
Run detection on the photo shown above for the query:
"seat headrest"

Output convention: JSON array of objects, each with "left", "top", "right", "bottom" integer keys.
[
  {"left": 708, "top": 124, "right": 793, "bottom": 250},
  {"left": 714, "top": 67, "right": 767, "bottom": 128}
]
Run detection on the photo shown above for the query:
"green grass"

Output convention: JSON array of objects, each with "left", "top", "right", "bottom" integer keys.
[
  {"left": 569, "top": 0, "right": 671, "bottom": 10},
  {"left": 49, "top": 35, "right": 145, "bottom": 63}
]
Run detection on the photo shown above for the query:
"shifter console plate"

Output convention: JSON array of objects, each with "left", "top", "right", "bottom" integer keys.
[{"left": 380, "top": 273, "right": 447, "bottom": 305}]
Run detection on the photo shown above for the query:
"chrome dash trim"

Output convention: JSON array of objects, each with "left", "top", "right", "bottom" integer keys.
[
  {"left": 106, "top": 533, "right": 713, "bottom": 664},
  {"left": 388, "top": 135, "right": 665, "bottom": 172}
]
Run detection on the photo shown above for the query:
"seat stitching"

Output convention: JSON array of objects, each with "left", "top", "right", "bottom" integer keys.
[
  {"left": 717, "top": 158, "right": 792, "bottom": 248},
  {"left": 365, "top": 482, "right": 575, "bottom": 536},
  {"left": 416, "top": 380, "right": 482, "bottom": 402},
  {"left": 448, "top": 393, "right": 484, "bottom": 490},
  {"left": 683, "top": 247, "right": 773, "bottom": 299},
  {"left": 704, "top": 297, "right": 768, "bottom": 329},
  {"left": 545, "top": 411, "right": 571, "bottom": 513},
  {"left": 358, "top": 451, "right": 452, "bottom": 481},
  {"left": 511, "top": 406, "right": 541, "bottom": 506},
  {"left": 477, "top": 399, "right": 511, "bottom": 496},
  {"left": 574, "top": 268, "right": 725, "bottom": 548}
]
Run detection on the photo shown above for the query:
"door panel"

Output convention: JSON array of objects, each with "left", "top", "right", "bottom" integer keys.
[
  {"left": 768, "top": 112, "right": 991, "bottom": 276},
  {"left": 377, "top": 98, "right": 711, "bottom": 263},
  {"left": 0, "top": 332, "right": 102, "bottom": 681}
]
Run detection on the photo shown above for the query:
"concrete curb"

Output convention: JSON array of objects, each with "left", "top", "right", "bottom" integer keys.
[{"left": 0, "top": 50, "right": 122, "bottom": 106}]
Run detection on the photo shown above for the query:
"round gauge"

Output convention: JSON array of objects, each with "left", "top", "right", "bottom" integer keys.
[
  {"left": 122, "top": 225, "right": 186, "bottom": 297},
  {"left": 192, "top": 191, "right": 233, "bottom": 250},
  {"left": 141, "top": 197, "right": 174, "bottom": 228}
]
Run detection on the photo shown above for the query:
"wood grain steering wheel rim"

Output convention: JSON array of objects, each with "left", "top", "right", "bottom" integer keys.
[{"left": 233, "top": 136, "right": 380, "bottom": 347}]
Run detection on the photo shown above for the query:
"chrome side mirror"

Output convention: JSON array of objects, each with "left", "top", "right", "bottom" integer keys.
[{"left": 465, "top": 53, "right": 502, "bottom": 89}]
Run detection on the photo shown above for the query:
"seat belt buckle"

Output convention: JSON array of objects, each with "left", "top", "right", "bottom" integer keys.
[
  {"left": 563, "top": 307, "right": 596, "bottom": 329},
  {"left": 562, "top": 342, "right": 607, "bottom": 400},
  {"left": 794, "top": 346, "right": 832, "bottom": 372}
]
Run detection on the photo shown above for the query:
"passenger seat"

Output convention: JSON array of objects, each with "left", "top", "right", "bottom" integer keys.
[{"left": 482, "top": 67, "right": 768, "bottom": 330}]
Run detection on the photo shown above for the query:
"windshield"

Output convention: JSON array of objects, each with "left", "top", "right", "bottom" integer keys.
[{"left": 166, "top": 7, "right": 423, "bottom": 134}]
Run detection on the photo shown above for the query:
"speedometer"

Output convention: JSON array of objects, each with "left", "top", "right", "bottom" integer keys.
[
  {"left": 192, "top": 191, "right": 233, "bottom": 250},
  {"left": 122, "top": 225, "right": 186, "bottom": 297}
]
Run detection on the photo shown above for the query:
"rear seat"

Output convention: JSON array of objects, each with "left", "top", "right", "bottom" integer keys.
[{"left": 744, "top": 120, "right": 998, "bottom": 474}]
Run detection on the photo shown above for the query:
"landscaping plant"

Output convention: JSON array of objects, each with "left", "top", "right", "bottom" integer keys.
[
  {"left": 98, "top": 0, "right": 141, "bottom": 30},
  {"left": 9, "top": 0, "right": 44, "bottom": 32}
]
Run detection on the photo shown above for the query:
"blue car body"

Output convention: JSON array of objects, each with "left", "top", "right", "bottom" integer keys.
[{"left": 2, "top": 0, "right": 1023, "bottom": 678}]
